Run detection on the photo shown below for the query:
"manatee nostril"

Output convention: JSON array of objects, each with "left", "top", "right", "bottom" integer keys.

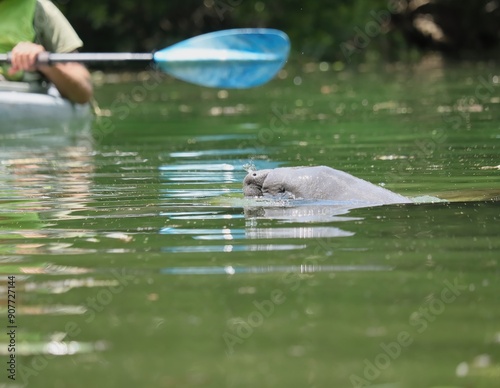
[{"left": 252, "top": 173, "right": 257, "bottom": 177}]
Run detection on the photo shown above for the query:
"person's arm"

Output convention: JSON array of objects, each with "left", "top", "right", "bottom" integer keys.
[{"left": 8, "top": 42, "right": 93, "bottom": 104}]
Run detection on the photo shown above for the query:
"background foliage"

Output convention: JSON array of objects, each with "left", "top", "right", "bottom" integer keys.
[{"left": 57, "top": 0, "right": 500, "bottom": 63}]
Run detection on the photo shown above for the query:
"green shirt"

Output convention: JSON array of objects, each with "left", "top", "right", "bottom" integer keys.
[
  {"left": 0, "top": 0, "right": 83, "bottom": 53},
  {"left": 0, "top": 0, "right": 83, "bottom": 82},
  {"left": 0, "top": 0, "right": 36, "bottom": 53}
]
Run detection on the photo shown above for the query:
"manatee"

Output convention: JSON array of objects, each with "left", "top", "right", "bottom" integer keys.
[{"left": 243, "top": 166, "right": 411, "bottom": 205}]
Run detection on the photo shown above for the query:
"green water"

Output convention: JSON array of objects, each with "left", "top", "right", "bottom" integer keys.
[{"left": 1, "top": 62, "right": 499, "bottom": 388}]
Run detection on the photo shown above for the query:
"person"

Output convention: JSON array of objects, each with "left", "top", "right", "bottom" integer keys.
[{"left": 0, "top": 0, "right": 92, "bottom": 104}]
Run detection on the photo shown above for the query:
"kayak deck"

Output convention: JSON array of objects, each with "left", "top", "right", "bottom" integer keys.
[{"left": 0, "top": 81, "right": 92, "bottom": 133}]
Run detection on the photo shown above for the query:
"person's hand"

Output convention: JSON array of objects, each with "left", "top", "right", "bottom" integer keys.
[{"left": 8, "top": 42, "right": 48, "bottom": 75}]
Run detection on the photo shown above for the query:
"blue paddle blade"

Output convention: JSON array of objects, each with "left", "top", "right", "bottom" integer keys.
[{"left": 153, "top": 28, "right": 290, "bottom": 89}]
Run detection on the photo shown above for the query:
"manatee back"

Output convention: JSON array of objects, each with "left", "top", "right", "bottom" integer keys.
[{"left": 266, "top": 166, "right": 410, "bottom": 204}]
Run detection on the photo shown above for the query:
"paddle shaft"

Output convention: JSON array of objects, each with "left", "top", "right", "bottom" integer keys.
[
  {"left": 0, "top": 52, "right": 154, "bottom": 65},
  {"left": 0, "top": 29, "right": 290, "bottom": 88}
]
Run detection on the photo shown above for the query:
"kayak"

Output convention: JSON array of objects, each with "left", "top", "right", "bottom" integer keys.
[{"left": 0, "top": 81, "right": 92, "bottom": 134}]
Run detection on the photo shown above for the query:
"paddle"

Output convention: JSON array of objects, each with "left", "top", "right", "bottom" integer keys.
[{"left": 0, "top": 28, "right": 290, "bottom": 89}]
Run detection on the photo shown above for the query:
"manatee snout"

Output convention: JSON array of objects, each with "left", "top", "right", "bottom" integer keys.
[{"left": 243, "top": 169, "right": 270, "bottom": 197}]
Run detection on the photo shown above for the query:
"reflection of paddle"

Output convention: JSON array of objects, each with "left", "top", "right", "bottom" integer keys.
[{"left": 0, "top": 29, "right": 290, "bottom": 88}]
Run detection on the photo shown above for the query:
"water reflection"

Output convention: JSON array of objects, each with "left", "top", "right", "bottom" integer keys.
[
  {"left": 159, "top": 160, "right": 244, "bottom": 200},
  {"left": 161, "top": 244, "right": 307, "bottom": 253},
  {"left": 244, "top": 226, "right": 354, "bottom": 239},
  {"left": 243, "top": 200, "right": 364, "bottom": 222},
  {"left": 162, "top": 210, "right": 245, "bottom": 220},
  {"left": 169, "top": 148, "right": 266, "bottom": 158},
  {"left": 0, "top": 335, "right": 107, "bottom": 356},
  {"left": 0, "top": 144, "right": 94, "bottom": 255},
  {"left": 21, "top": 278, "right": 120, "bottom": 294},
  {"left": 161, "top": 226, "right": 353, "bottom": 240},
  {"left": 0, "top": 262, "right": 91, "bottom": 276},
  {"left": 4, "top": 305, "right": 87, "bottom": 315},
  {"left": 159, "top": 264, "right": 392, "bottom": 275}
]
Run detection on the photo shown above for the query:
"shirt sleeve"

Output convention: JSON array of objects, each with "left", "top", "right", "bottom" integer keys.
[{"left": 33, "top": 0, "right": 83, "bottom": 53}]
